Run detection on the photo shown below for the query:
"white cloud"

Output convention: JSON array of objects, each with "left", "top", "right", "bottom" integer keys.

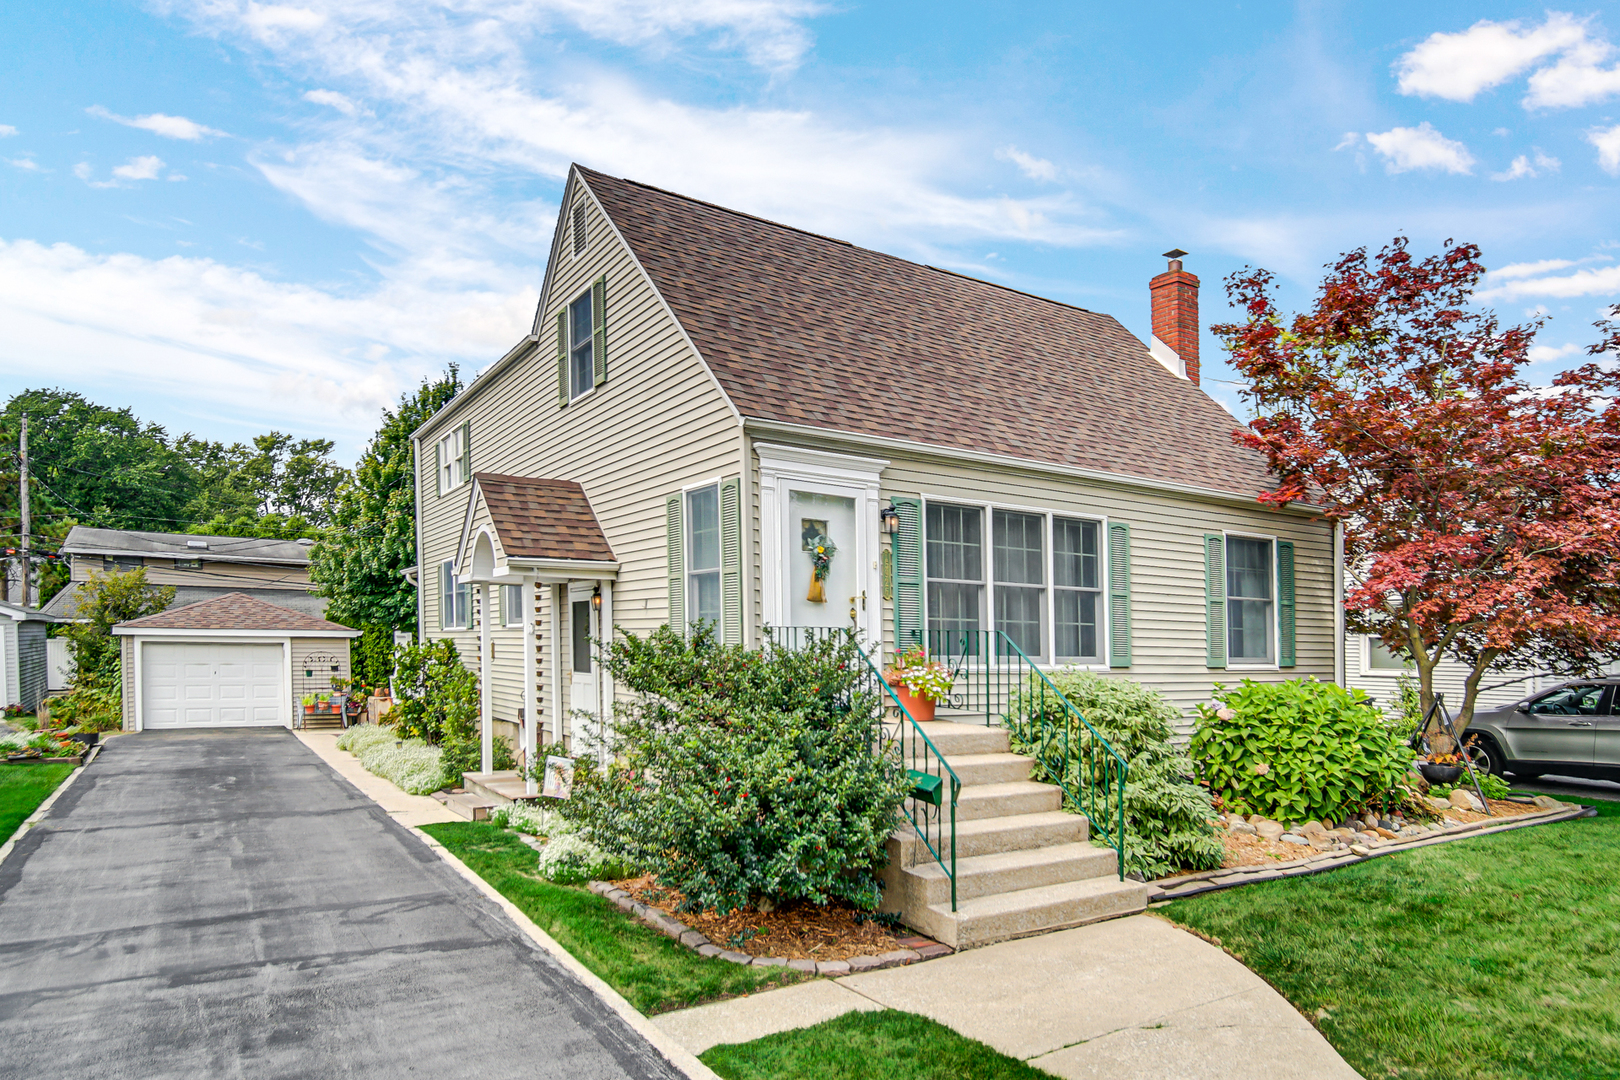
[
  {"left": 995, "top": 145, "right": 1058, "bottom": 182},
  {"left": 0, "top": 237, "right": 532, "bottom": 441},
  {"left": 1395, "top": 13, "right": 1620, "bottom": 110},
  {"left": 1394, "top": 13, "right": 1588, "bottom": 101},
  {"left": 87, "top": 105, "right": 226, "bottom": 140},
  {"left": 1332, "top": 132, "right": 1359, "bottom": 151},
  {"left": 1528, "top": 342, "right": 1582, "bottom": 363},
  {"left": 72, "top": 162, "right": 92, "bottom": 181},
  {"left": 1491, "top": 258, "right": 1578, "bottom": 279},
  {"left": 1477, "top": 264, "right": 1620, "bottom": 301},
  {"left": 1589, "top": 124, "right": 1620, "bottom": 175},
  {"left": 8, "top": 157, "right": 39, "bottom": 171},
  {"left": 0, "top": 125, "right": 16, "bottom": 137},
  {"left": 1491, "top": 149, "right": 1561, "bottom": 181},
  {"left": 1365, "top": 122, "right": 1475, "bottom": 175},
  {"left": 1525, "top": 35, "right": 1620, "bottom": 108},
  {"left": 113, "top": 155, "right": 166, "bottom": 181},
  {"left": 303, "top": 88, "right": 358, "bottom": 115}
]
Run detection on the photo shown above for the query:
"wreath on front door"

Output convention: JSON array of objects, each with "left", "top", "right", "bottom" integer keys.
[{"left": 806, "top": 534, "right": 836, "bottom": 603}]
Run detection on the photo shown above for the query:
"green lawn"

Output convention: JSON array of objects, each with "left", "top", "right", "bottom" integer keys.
[
  {"left": 422, "top": 821, "right": 805, "bottom": 1014},
  {"left": 1160, "top": 800, "right": 1620, "bottom": 1080},
  {"left": 0, "top": 762, "right": 75, "bottom": 844},
  {"left": 702, "top": 1010, "right": 1054, "bottom": 1080}
]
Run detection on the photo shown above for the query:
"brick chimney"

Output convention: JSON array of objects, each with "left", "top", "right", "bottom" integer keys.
[{"left": 1149, "top": 249, "right": 1200, "bottom": 385}]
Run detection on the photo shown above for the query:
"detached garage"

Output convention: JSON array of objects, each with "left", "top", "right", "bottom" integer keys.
[{"left": 114, "top": 593, "right": 360, "bottom": 731}]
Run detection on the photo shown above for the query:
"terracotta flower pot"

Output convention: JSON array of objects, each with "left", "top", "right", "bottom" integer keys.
[{"left": 888, "top": 679, "right": 937, "bottom": 723}]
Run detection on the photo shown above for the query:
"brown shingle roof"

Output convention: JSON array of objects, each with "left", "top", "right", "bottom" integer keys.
[
  {"left": 475, "top": 474, "right": 616, "bottom": 563},
  {"left": 117, "top": 593, "right": 354, "bottom": 632},
  {"left": 578, "top": 166, "right": 1278, "bottom": 499}
]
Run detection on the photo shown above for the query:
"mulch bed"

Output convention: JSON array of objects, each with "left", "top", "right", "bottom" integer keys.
[
  {"left": 611, "top": 874, "right": 905, "bottom": 962},
  {"left": 1217, "top": 798, "right": 1544, "bottom": 869}
]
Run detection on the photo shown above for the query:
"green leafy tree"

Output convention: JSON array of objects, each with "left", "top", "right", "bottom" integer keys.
[
  {"left": 179, "top": 432, "right": 348, "bottom": 532},
  {"left": 61, "top": 568, "right": 175, "bottom": 682},
  {"left": 2, "top": 390, "right": 198, "bottom": 533},
  {"left": 310, "top": 367, "right": 461, "bottom": 631}
]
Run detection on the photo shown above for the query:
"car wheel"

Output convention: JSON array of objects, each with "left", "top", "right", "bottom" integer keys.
[{"left": 1464, "top": 734, "right": 1505, "bottom": 777}]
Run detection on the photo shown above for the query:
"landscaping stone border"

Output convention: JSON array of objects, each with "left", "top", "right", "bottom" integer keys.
[
  {"left": 1147, "top": 800, "right": 1593, "bottom": 903},
  {"left": 585, "top": 880, "right": 953, "bottom": 974}
]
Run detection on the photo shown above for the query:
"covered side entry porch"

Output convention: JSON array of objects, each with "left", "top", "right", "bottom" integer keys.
[{"left": 452, "top": 472, "right": 618, "bottom": 805}]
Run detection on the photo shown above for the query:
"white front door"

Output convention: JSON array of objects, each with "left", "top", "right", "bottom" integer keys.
[
  {"left": 567, "top": 584, "right": 598, "bottom": 746},
  {"left": 142, "top": 642, "right": 285, "bottom": 728},
  {"left": 784, "top": 487, "right": 866, "bottom": 630}
]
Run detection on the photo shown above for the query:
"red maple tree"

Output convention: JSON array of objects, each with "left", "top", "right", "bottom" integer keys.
[{"left": 1214, "top": 238, "right": 1620, "bottom": 742}]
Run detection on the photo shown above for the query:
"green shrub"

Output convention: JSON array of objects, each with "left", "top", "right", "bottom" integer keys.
[
  {"left": 390, "top": 638, "right": 479, "bottom": 744},
  {"left": 564, "top": 625, "right": 909, "bottom": 915},
  {"left": 354, "top": 734, "right": 446, "bottom": 795},
  {"left": 1005, "top": 670, "right": 1224, "bottom": 880},
  {"left": 1191, "top": 678, "right": 1412, "bottom": 824}
]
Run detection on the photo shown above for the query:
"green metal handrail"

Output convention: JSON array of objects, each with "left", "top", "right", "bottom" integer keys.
[
  {"left": 775, "top": 627, "right": 961, "bottom": 911},
  {"left": 919, "top": 629, "right": 1130, "bottom": 880}
]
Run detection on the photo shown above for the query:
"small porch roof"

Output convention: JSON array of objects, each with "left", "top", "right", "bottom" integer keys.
[{"left": 456, "top": 473, "right": 618, "bottom": 584}]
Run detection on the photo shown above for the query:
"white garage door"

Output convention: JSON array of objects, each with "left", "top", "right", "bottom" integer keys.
[{"left": 142, "top": 643, "right": 286, "bottom": 729}]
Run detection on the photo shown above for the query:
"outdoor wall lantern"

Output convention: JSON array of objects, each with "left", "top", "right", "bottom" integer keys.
[
  {"left": 880, "top": 505, "right": 900, "bottom": 535},
  {"left": 591, "top": 585, "right": 602, "bottom": 611}
]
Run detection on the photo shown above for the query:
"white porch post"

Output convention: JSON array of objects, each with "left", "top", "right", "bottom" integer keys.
[
  {"left": 479, "top": 583, "right": 493, "bottom": 775},
  {"left": 522, "top": 578, "right": 538, "bottom": 795},
  {"left": 598, "top": 580, "right": 613, "bottom": 768},
  {"left": 549, "top": 583, "right": 564, "bottom": 750}
]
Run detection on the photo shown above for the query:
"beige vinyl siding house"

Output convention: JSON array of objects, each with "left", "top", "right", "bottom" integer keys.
[{"left": 412, "top": 164, "right": 1340, "bottom": 774}]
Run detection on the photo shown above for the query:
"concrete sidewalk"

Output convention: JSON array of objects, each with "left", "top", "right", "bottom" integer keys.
[
  {"left": 294, "top": 728, "right": 461, "bottom": 826},
  {"left": 655, "top": 914, "right": 1361, "bottom": 1079}
]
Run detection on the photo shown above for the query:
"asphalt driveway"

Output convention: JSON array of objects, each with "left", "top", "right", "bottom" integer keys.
[{"left": 0, "top": 729, "right": 685, "bottom": 1080}]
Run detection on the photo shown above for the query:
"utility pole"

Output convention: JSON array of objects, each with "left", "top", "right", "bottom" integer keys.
[{"left": 19, "top": 416, "right": 29, "bottom": 609}]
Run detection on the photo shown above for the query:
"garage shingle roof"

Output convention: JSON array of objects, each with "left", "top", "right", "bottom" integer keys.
[
  {"left": 475, "top": 474, "right": 616, "bottom": 562},
  {"left": 578, "top": 166, "right": 1278, "bottom": 499},
  {"left": 117, "top": 593, "right": 354, "bottom": 632}
]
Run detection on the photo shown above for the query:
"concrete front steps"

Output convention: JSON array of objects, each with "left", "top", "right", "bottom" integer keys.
[{"left": 880, "top": 720, "right": 1148, "bottom": 950}]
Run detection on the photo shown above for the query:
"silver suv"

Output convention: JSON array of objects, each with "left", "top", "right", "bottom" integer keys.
[{"left": 1466, "top": 679, "right": 1620, "bottom": 782}]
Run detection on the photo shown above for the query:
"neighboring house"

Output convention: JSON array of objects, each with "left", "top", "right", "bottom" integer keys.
[
  {"left": 412, "top": 164, "right": 1342, "bottom": 763},
  {"left": 43, "top": 527, "right": 327, "bottom": 623},
  {"left": 0, "top": 601, "right": 56, "bottom": 712},
  {"left": 1345, "top": 631, "right": 1598, "bottom": 721},
  {"left": 113, "top": 593, "right": 359, "bottom": 731}
]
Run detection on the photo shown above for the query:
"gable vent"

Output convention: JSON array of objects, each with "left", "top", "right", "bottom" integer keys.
[{"left": 572, "top": 202, "right": 587, "bottom": 255}]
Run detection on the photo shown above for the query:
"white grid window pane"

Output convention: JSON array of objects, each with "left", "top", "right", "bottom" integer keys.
[
  {"left": 503, "top": 584, "right": 524, "bottom": 626},
  {"left": 569, "top": 290, "right": 594, "bottom": 399},
  {"left": 1054, "top": 518, "right": 1101, "bottom": 662},
  {"left": 1227, "top": 537, "right": 1273, "bottom": 662},
  {"left": 926, "top": 503, "right": 984, "bottom": 635},
  {"left": 686, "top": 485, "right": 721, "bottom": 628}
]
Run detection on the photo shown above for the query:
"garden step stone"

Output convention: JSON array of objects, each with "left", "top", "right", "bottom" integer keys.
[
  {"left": 910, "top": 721, "right": 1010, "bottom": 757},
  {"left": 937, "top": 752, "right": 1036, "bottom": 787},
  {"left": 905, "top": 842, "right": 1120, "bottom": 905},
  {"left": 950, "top": 810, "right": 1088, "bottom": 858},
  {"left": 928, "top": 875, "right": 1150, "bottom": 950},
  {"left": 954, "top": 780, "right": 1064, "bottom": 821},
  {"left": 442, "top": 794, "right": 495, "bottom": 821}
]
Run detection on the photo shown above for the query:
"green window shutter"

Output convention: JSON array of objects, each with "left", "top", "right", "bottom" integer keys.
[
  {"left": 1205, "top": 533, "right": 1227, "bottom": 669},
  {"left": 1277, "top": 540, "right": 1296, "bottom": 668},
  {"left": 555, "top": 310, "right": 569, "bottom": 408},
  {"left": 592, "top": 276, "right": 608, "bottom": 387},
  {"left": 719, "top": 476, "right": 742, "bottom": 645},
  {"left": 433, "top": 441, "right": 442, "bottom": 498},
  {"left": 1108, "top": 522, "right": 1131, "bottom": 668},
  {"left": 460, "top": 420, "right": 471, "bottom": 483},
  {"left": 666, "top": 494, "right": 685, "bottom": 633},
  {"left": 890, "top": 497, "right": 923, "bottom": 650}
]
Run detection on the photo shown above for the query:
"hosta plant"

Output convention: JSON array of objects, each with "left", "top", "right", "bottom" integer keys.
[{"left": 1192, "top": 678, "right": 1412, "bottom": 824}]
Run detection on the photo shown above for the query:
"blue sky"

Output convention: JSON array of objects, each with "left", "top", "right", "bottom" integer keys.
[{"left": 3, "top": 1, "right": 1619, "bottom": 463}]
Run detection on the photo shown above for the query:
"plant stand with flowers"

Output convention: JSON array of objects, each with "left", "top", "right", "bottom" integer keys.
[{"left": 1409, "top": 692, "right": 1492, "bottom": 816}]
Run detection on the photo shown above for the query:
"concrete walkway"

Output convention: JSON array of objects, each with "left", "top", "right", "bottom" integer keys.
[
  {"left": 656, "top": 914, "right": 1362, "bottom": 1079},
  {"left": 0, "top": 728, "right": 687, "bottom": 1080},
  {"left": 293, "top": 728, "right": 461, "bottom": 826}
]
